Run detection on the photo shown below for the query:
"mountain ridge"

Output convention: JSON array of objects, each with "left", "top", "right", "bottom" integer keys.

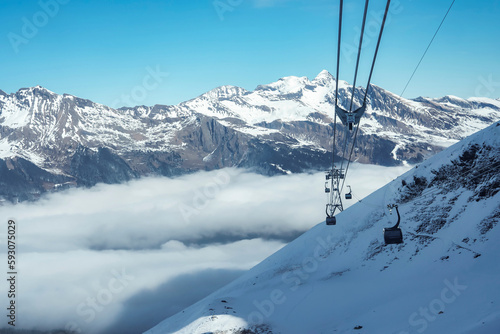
[{"left": 1, "top": 71, "right": 499, "bottom": 202}]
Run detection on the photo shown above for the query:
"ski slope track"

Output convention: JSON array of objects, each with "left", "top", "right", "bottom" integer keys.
[
  {"left": 145, "top": 121, "right": 500, "bottom": 334},
  {"left": 1, "top": 72, "right": 500, "bottom": 203}
]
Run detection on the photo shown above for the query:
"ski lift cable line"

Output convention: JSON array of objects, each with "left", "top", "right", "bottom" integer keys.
[
  {"left": 339, "top": 126, "right": 351, "bottom": 173},
  {"left": 326, "top": 0, "right": 392, "bottom": 221},
  {"left": 362, "top": 0, "right": 392, "bottom": 106},
  {"left": 326, "top": 0, "right": 349, "bottom": 223},
  {"left": 334, "top": 0, "right": 343, "bottom": 107},
  {"left": 331, "top": 0, "right": 344, "bottom": 169},
  {"left": 399, "top": 0, "right": 456, "bottom": 98},
  {"left": 340, "top": 0, "right": 370, "bottom": 176},
  {"left": 331, "top": 100, "right": 339, "bottom": 168},
  {"left": 348, "top": 0, "right": 370, "bottom": 113},
  {"left": 405, "top": 231, "right": 481, "bottom": 255},
  {"left": 340, "top": 0, "right": 392, "bottom": 194},
  {"left": 340, "top": 122, "right": 361, "bottom": 194}
]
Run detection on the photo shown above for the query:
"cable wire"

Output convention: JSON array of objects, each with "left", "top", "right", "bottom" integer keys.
[
  {"left": 331, "top": 0, "right": 344, "bottom": 169},
  {"left": 328, "top": 0, "right": 392, "bottom": 216},
  {"left": 348, "top": 0, "right": 370, "bottom": 112},
  {"left": 362, "top": 0, "right": 392, "bottom": 105},
  {"left": 342, "top": 0, "right": 392, "bottom": 192},
  {"left": 399, "top": 0, "right": 456, "bottom": 98}
]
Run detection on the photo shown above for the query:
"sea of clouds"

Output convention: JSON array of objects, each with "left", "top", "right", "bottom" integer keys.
[{"left": 0, "top": 164, "right": 410, "bottom": 333}]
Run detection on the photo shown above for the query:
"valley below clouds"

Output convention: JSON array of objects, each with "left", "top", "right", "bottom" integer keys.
[{"left": 0, "top": 164, "right": 410, "bottom": 334}]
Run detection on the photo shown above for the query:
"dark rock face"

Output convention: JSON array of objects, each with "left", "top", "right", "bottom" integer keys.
[
  {"left": 70, "top": 147, "right": 138, "bottom": 187},
  {"left": 239, "top": 139, "right": 331, "bottom": 175},
  {"left": 351, "top": 133, "right": 398, "bottom": 166},
  {"left": 428, "top": 143, "right": 500, "bottom": 201},
  {"left": 0, "top": 157, "right": 74, "bottom": 203}
]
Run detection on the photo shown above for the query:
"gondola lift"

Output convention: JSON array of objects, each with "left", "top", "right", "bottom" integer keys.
[
  {"left": 384, "top": 204, "right": 403, "bottom": 244},
  {"left": 345, "top": 185, "right": 352, "bottom": 200},
  {"left": 323, "top": 0, "right": 391, "bottom": 227},
  {"left": 326, "top": 216, "right": 337, "bottom": 226}
]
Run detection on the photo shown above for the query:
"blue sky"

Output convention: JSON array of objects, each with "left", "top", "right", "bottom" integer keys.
[{"left": 0, "top": 0, "right": 499, "bottom": 107}]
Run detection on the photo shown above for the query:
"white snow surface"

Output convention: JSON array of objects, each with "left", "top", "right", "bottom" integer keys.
[{"left": 145, "top": 122, "right": 500, "bottom": 334}]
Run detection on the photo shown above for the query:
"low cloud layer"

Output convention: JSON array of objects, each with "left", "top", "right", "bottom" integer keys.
[{"left": 0, "top": 165, "right": 410, "bottom": 333}]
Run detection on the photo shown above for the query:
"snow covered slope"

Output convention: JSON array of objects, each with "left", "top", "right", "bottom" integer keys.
[{"left": 145, "top": 121, "right": 500, "bottom": 334}]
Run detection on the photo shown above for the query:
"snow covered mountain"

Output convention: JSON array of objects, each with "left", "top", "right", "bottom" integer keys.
[
  {"left": 1, "top": 71, "right": 499, "bottom": 202},
  {"left": 145, "top": 121, "right": 500, "bottom": 334}
]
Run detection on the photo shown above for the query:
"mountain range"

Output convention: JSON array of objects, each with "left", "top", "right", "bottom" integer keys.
[{"left": 1, "top": 70, "right": 499, "bottom": 202}]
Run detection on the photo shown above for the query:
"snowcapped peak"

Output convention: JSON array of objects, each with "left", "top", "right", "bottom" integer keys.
[
  {"left": 256, "top": 75, "right": 310, "bottom": 95},
  {"left": 314, "top": 70, "right": 333, "bottom": 80},
  {"left": 201, "top": 85, "right": 247, "bottom": 100},
  {"left": 444, "top": 94, "right": 464, "bottom": 100},
  {"left": 467, "top": 97, "right": 500, "bottom": 109},
  {"left": 317, "top": 69, "right": 331, "bottom": 77},
  {"left": 312, "top": 70, "right": 334, "bottom": 87},
  {"left": 336, "top": 78, "right": 352, "bottom": 91},
  {"left": 34, "top": 86, "right": 56, "bottom": 96},
  {"left": 434, "top": 95, "right": 466, "bottom": 103},
  {"left": 16, "top": 86, "right": 56, "bottom": 97},
  {"left": 276, "top": 75, "right": 310, "bottom": 87}
]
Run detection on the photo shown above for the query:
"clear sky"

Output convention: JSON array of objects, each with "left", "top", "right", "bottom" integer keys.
[{"left": 0, "top": 0, "right": 499, "bottom": 107}]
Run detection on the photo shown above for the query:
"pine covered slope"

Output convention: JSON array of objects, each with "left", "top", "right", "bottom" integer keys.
[{"left": 145, "top": 121, "right": 500, "bottom": 334}]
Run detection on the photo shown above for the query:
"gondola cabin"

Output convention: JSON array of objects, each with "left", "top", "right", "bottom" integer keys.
[
  {"left": 383, "top": 227, "right": 403, "bottom": 244},
  {"left": 326, "top": 216, "right": 336, "bottom": 225},
  {"left": 345, "top": 185, "right": 352, "bottom": 200},
  {"left": 384, "top": 204, "right": 404, "bottom": 245}
]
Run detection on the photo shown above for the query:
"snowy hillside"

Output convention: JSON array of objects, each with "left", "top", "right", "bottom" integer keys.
[{"left": 145, "top": 121, "right": 500, "bottom": 334}]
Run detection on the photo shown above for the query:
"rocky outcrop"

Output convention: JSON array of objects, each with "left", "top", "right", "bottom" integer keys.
[{"left": 0, "top": 157, "right": 74, "bottom": 203}]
